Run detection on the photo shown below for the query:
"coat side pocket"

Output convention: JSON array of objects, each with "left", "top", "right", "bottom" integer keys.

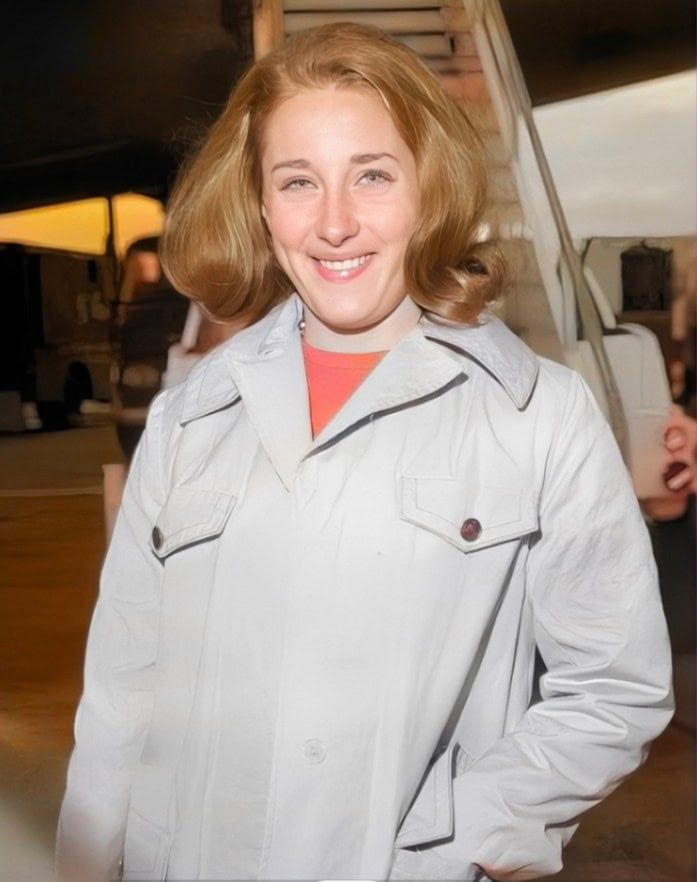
[
  {"left": 389, "top": 844, "right": 488, "bottom": 881},
  {"left": 395, "top": 745, "right": 455, "bottom": 849}
]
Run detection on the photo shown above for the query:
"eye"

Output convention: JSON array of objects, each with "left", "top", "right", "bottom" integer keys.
[
  {"left": 358, "top": 169, "right": 392, "bottom": 186},
  {"left": 282, "top": 178, "right": 315, "bottom": 191}
]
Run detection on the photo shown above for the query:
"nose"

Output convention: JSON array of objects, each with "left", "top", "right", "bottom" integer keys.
[{"left": 315, "top": 188, "right": 360, "bottom": 247}]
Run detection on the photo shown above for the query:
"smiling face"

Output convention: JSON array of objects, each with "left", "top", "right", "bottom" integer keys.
[{"left": 260, "top": 86, "right": 421, "bottom": 344}]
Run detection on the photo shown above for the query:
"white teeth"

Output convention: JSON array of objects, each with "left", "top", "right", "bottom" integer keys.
[{"left": 318, "top": 255, "right": 369, "bottom": 271}]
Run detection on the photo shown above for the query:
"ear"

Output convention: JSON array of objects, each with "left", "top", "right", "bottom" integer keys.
[{"left": 261, "top": 201, "right": 269, "bottom": 224}]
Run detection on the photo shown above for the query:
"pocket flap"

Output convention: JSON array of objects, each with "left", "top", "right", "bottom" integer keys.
[
  {"left": 149, "top": 485, "right": 237, "bottom": 559},
  {"left": 401, "top": 477, "right": 538, "bottom": 553},
  {"left": 395, "top": 745, "right": 455, "bottom": 848}
]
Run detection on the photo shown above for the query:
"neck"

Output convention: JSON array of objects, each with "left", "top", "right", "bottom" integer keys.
[{"left": 302, "top": 296, "right": 422, "bottom": 353}]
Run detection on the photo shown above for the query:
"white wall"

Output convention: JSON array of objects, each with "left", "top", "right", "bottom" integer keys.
[{"left": 534, "top": 72, "right": 696, "bottom": 239}]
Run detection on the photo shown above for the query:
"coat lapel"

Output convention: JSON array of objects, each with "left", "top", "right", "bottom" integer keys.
[
  {"left": 307, "top": 310, "right": 539, "bottom": 454},
  {"left": 308, "top": 328, "right": 467, "bottom": 453},
  {"left": 223, "top": 297, "right": 312, "bottom": 491}
]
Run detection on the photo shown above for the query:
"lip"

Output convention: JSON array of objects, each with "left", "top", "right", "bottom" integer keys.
[{"left": 311, "top": 253, "right": 374, "bottom": 283}]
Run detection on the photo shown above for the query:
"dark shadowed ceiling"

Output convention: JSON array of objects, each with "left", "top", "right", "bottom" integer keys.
[
  {"left": 0, "top": 0, "right": 693, "bottom": 214},
  {"left": 0, "top": 0, "right": 253, "bottom": 212},
  {"left": 501, "top": 0, "right": 695, "bottom": 105}
]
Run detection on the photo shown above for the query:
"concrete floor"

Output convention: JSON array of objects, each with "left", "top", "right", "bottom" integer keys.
[{"left": 0, "top": 425, "right": 695, "bottom": 882}]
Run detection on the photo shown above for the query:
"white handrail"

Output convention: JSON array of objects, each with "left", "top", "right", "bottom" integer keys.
[{"left": 473, "top": 0, "right": 629, "bottom": 456}]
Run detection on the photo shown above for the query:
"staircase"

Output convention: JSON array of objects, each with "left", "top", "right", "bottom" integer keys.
[{"left": 253, "top": 0, "right": 632, "bottom": 454}]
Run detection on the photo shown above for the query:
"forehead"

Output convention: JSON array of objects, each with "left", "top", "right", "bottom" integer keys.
[{"left": 260, "top": 86, "right": 410, "bottom": 165}]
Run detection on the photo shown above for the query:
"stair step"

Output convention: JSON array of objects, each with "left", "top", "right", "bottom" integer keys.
[
  {"left": 394, "top": 33, "right": 452, "bottom": 56},
  {"left": 451, "top": 31, "right": 478, "bottom": 57},
  {"left": 285, "top": 9, "right": 446, "bottom": 33},
  {"left": 482, "top": 132, "right": 511, "bottom": 165},
  {"left": 439, "top": 6, "right": 476, "bottom": 31},
  {"left": 500, "top": 282, "right": 564, "bottom": 362},
  {"left": 501, "top": 281, "right": 552, "bottom": 326},
  {"left": 498, "top": 238, "right": 540, "bottom": 285},
  {"left": 439, "top": 70, "right": 486, "bottom": 101},
  {"left": 429, "top": 54, "right": 483, "bottom": 74},
  {"left": 456, "top": 97, "right": 499, "bottom": 133},
  {"left": 481, "top": 201, "right": 528, "bottom": 239},
  {"left": 488, "top": 165, "right": 518, "bottom": 204}
]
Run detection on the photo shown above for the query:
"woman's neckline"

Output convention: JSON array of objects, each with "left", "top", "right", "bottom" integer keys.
[
  {"left": 301, "top": 339, "right": 387, "bottom": 368},
  {"left": 299, "top": 295, "right": 422, "bottom": 353}
]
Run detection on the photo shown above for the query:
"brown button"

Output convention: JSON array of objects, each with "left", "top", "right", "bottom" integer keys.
[
  {"left": 151, "top": 526, "right": 163, "bottom": 550},
  {"left": 460, "top": 518, "right": 482, "bottom": 542}
]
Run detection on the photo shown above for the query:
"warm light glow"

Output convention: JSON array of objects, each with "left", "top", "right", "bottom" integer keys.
[
  {"left": 0, "top": 193, "right": 164, "bottom": 257},
  {"left": 112, "top": 193, "right": 165, "bottom": 256},
  {"left": 0, "top": 198, "right": 108, "bottom": 254}
]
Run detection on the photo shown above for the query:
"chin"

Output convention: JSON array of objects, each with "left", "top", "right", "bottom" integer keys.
[
  {"left": 304, "top": 296, "right": 374, "bottom": 329},
  {"left": 318, "top": 305, "right": 385, "bottom": 333}
]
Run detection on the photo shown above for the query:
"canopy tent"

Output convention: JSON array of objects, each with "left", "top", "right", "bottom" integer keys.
[{"left": 0, "top": 194, "right": 164, "bottom": 258}]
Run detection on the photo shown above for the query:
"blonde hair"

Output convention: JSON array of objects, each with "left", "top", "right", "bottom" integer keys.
[{"left": 161, "top": 22, "right": 504, "bottom": 327}]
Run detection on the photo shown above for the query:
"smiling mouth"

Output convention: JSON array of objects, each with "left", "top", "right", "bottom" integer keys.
[
  {"left": 317, "top": 254, "right": 371, "bottom": 271},
  {"left": 312, "top": 253, "right": 374, "bottom": 281}
]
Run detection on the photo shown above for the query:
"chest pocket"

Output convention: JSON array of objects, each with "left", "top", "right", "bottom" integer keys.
[
  {"left": 400, "top": 477, "right": 539, "bottom": 553},
  {"left": 149, "top": 486, "right": 237, "bottom": 560}
]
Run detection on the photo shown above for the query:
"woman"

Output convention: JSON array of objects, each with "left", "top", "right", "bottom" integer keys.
[{"left": 56, "top": 23, "right": 673, "bottom": 882}]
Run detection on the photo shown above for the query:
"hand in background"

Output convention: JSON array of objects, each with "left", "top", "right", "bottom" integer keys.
[{"left": 642, "top": 405, "right": 696, "bottom": 521}]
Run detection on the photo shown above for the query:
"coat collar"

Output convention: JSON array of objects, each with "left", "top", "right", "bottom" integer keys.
[
  {"left": 178, "top": 294, "right": 539, "bottom": 488},
  {"left": 419, "top": 309, "right": 540, "bottom": 410},
  {"left": 179, "top": 294, "right": 539, "bottom": 424}
]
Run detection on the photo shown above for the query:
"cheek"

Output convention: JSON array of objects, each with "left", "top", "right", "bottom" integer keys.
[
  {"left": 264, "top": 199, "right": 311, "bottom": 251},
  {"left": 377, "top": 207, "right": 419, "bottom": 251}
]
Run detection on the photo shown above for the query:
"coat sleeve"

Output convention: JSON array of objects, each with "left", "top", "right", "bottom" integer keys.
[
  {"left": 429, "top": 371, "right": 674, "bottom": 881},
  {"left": 55, "top": 390, "right": 170, "bottom": 882}
]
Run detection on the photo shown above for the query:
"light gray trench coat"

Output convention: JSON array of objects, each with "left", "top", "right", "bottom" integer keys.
[{"left": 56, "top": 293, "right": 673, "bottom": 882}]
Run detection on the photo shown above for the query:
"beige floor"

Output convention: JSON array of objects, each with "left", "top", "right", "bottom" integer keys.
[
  {"left": 0, "top": 424, "right": 122, "bottom": 496},
  {"left": 1, "top": 426, "right": 695, "bottom": 882}
]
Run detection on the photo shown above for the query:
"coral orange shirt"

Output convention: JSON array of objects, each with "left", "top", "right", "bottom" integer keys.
[{"left": 302, "top": 340, "right": 387, "bottom": 438}]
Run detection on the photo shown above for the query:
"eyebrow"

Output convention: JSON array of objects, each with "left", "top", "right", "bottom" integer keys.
[{"left": 271, "top": 152, "right": 398, "bottom": 173}]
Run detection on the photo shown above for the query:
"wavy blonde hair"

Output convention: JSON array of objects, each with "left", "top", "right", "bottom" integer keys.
[{"left": 161, "top": 22, "right": 504, "bottom": 327}]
